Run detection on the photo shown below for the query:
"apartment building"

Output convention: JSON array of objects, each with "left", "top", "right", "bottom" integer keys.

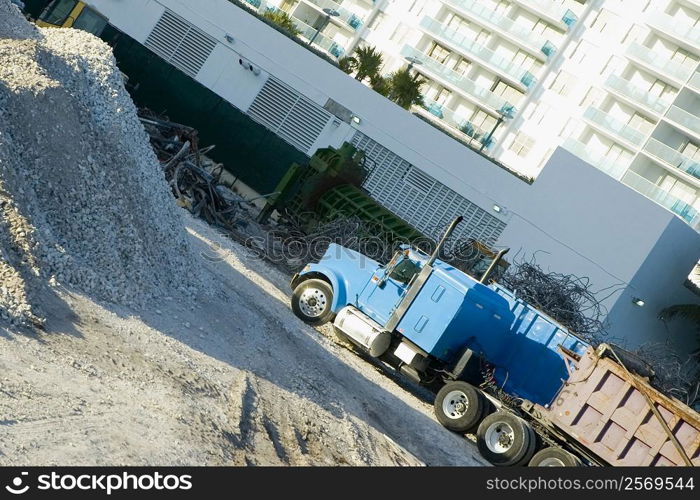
[{"left": 240, "top": 0, "right": 700, "bottom": 233}]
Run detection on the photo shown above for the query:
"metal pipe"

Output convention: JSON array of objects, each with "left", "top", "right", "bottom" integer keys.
[
  {"left": 427, "top": 216, "right": 463, "bottom": 267},
  {"left": 480, "top": 248, "right": 510, "bottom": 284}
]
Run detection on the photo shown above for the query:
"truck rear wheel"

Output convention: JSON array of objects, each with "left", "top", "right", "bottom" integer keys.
[
  {"left": 434, "top": 381, "right": 484, "bottom": 433},
  {"left": 476, "top": 411, "right": 534, "bottom": 466},
  {"left": 528, "top": 447, "right": 581, "bottom": 467},
  {"left": 291, "top": 279, "right": 334, "bottom": 325}
]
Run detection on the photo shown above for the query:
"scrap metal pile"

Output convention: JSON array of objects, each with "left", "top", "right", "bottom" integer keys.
[
  {"left": 499, "top": 259, "right": 609, "bottom": 343},
  {"left": 138, "top": 110, "right": 253, "bottom": 235}
]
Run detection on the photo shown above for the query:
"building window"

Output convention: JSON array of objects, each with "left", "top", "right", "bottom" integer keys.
[
  {"left": 622, "top": 24, "right": 644, "bottom": 44},
  {"left": 579, "top": 87, "right": 604, "bottom": 109},
  {"left": 428, "top": 42, "right": 451, "bottom": 64},
  {"left": 510, "top": 132, "right": 535, "bottom": 157},
  {"left": 444, "top": 12, "right": 469, "bottom": 32},
  {"left": 648, "top": 79, "right": 675, "bottom": 101},
  {"left": 531, "top": 102, "right": 551, "bottom": 125},
  {"left": 390, "top": 23, "right": 408, "bottom": 42},
  {"left": 550, "top": 71, "right": 574, "bottom": 96},
  {"left": 492, "top": 80, "right": 525, "bottom": 104},
  {"left": 470, "top": 109, "right": 497, "bottom": 133},
  {"left": 627, "top": 113, "right": 654, "bottom": 135},
  {"left": 590, "top": 9, "right": 618, "bottom": 34},
  {"left": 428, "top": 86, "right": 452, "bottom": 105},
  {"left": 453, "top": 57, "right": 471, "bottom": 75},
  {"left": 370, "top": 13, "right": 386, "bottom": 31},
  {"left": 511, "top": 50, "right": 537, "bottom": 72},
  {"left": 671, "top": 47, "right": 697, "bottom": 67},
  {"left": 682, "top": 140, "right": 700, "bottom": 161}
]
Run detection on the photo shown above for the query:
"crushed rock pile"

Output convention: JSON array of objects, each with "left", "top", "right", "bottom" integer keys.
[{"left": 0, "top": 1, "right": 198, "bottom": 326}]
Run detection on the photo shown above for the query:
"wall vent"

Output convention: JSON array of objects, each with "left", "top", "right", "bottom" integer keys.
[
  {"left": 248, "top": 77, "right": 331, "bottom": 153},
  {"left": 145, "top": 10, "right": 217, "bottom": 78},
  {"left": 352, "top": 132, "right": 507, "bottom": 246}
]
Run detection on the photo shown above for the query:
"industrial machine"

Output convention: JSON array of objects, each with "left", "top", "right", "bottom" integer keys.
[
  {"left": 34, "top": 0, "right": 107, "bottom": 34},
  {"left": 290, "top": 217, "right": 700, "bottom": 467}
]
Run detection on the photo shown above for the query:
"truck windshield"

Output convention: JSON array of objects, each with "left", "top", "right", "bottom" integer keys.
[
  {"left": 41, "top": 0, "right": 78, "bottom": 26},
  {"left": 388, "top": 257, "right": 420, "bottom": 285}
]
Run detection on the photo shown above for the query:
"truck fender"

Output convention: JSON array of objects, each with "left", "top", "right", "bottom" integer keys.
[{"left": 292, "top": 264, "right": 348, "bottom": 313}]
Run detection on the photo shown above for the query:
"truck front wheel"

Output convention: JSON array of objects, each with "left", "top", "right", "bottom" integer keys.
[
  {"left": 476, "top": 411, "right": 535, "bottom": 466},
  {"left": 291, "top": 279, "right": 335, "bottom": 325},
  {"left": 434, "top": 381, "right": 484, "bottom": 433}
]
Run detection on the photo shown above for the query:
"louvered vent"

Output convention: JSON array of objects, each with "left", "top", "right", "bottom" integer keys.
[
  {"left": 352, "top": 132, "right": 507, "bottom": 246},
  {"left": 145, "top": 10, "right": 217, "bottom": 78},
  {"left": 248, "top": 78, "right": 331, "bottom": 153}
]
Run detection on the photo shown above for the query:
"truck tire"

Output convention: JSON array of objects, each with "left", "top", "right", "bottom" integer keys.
[
  {"left": 434, "top": 381, "right": 484, "bottom": 433},
  {"left": 476, "top": 411, "right": 534, "bottom": 466},
  {"left": 291, "top": 279, "right": 334, "bottom": 325},
  {"left": 528, "top": 447, "right": 581, "bottom": 467}
]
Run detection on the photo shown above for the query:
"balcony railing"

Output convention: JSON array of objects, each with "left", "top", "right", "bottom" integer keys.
[
  {"left": 583, "top": 107, "right": 647, "bottom": 146},
  {"left": 626, "top": 42, "right": 695, "bottom": 82},
  {"left": 419, "top": 97, "right": 492, "bottom": 147},
  {"left": 419, "top": 16, "right": 537, "bottom": 89},
  {"left": 604, "top": 74, "right": 671, "bottom": 114},
  {"left": 401, "top": 46, "right": 515, "bottom": 114},
  {"left": 666, "top": 105, "right": 700, "bottom": 136},
  {"left": 292, "top": 18, "right": 345, "bottom": 57},
  {"left": 442, "top": 0, "right": 555, "bottom": 58},
  {"left": 621, "top": 169, "right": 700, "bottom": 226},
  {"left": 561, "top": 138, "right": 628, "bottom": 179},
  {"left": 304, "top": 0, "right": 364, "bottom": 30},
  {"left": 690, "top": 72, "right": 700, "bottom": 91},
  {"left": 649, "top": 12, "right": 700, "bottom": 48},
  {"left": 644, "top": 138, "right": 700, "bottom": 179}
]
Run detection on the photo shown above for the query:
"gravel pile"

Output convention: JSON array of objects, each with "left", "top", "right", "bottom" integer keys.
[{"left": 0, "top": 1, "right": 198, "bottom": 325}]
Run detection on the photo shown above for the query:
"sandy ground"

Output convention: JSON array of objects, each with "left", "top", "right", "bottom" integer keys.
[{"left": 0, "top": 214, "right": 487, "bottom": 466}]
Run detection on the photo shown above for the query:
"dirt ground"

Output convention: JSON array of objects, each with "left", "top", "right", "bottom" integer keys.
[{"left": 0, "top": 214, "right": 487, "bottom": 466}]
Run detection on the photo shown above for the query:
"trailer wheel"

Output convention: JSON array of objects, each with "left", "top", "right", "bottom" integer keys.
[
  {"left": 476, "top": 411, "right": 534, "bottom": 466},
  {"left": 434, "top": 381, "right": 484, "bottom": 433},
  {"left": 528, "top": 447, "right": 581, "bottom": 467},
  {"left": 291, "top": 279, "right": 334, "bottom": 325}
]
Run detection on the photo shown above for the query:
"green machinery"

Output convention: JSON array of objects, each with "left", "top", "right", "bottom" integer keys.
[{"left": 258, "top": 142, "right": 423, "bottom": 243}]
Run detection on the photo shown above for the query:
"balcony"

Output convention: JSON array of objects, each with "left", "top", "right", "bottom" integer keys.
[
  {"left": 401, "top": 46, "right": 515, "bottom": 115},
  {"left": 418, "top": 98, "right": 492, "bottom": 147},
  {"left": 443, "top": 0, "right": 556, "bottom": 58},
  {"left": 621, "top": 169, "right": 700, "bottom": 226},
  {"left": 583, "top": 107, "right": 647, "bottom": 146},
  {"left": 604, "top": 74, "right": 671, "bottom": 115},
  {"left": 419, "top": 16, "right": 537, "bottom": 89},
  {"left": 625, "top": 43, "right": 695, "bottom": 83},
  {"left": 304, "top": 0, "right": 364, "bottom": 30},
  {"left": 292, "top": 18, "right": 345, "bottom": 57},
  {"left": 510, "top": 0, "right": 576, "bottom": 30},
  {"left": 643, "top": 138, "right": 700, "bottom": 180},
  {"left": 665, "top": 105, "right": 700, "bottom": 137},
  {"left": 648, "top": 12, "right": 700, "bottom": 49},
  {"left": 562, "top": 138, "right": 628, "bottom": 179}
]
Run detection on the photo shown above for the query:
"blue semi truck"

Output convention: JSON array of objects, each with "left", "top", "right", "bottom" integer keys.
[
  {"left": 289, "top": 217, "right": 597, "bottom": 466},
  {"left": 289, "top": 217, "right": 700, "bottom": 467}
]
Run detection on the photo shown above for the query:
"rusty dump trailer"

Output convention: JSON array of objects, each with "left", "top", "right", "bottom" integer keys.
[{"left": 526, "top": 344, "right": 700, "bottom": 466}]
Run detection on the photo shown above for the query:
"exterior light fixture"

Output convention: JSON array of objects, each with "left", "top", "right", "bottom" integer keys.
[
  {"left": 632, "top": 298, "right": 645, "bottom": 307},
  {"left": 492, "top": 204, "right": 502, "bottom": 213},
  {"left": 224, "top": 34, "right": 234, "bottom": 43},
  {"left": 351, "top": 115, "right": 361, "bottom": 124}
]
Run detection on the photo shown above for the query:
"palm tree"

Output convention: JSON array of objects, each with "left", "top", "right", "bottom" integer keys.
[
  {"left": 263, "top": 9, "right": 300, "bottom": 36},
  {"left": 353, "top": 46, "right": 384, "bottom": 82},
  {"left": 338, "top": 56, "right": 357, "bottom": 75},
  {"left": 369, "top": 74, "right": 391, "bottom": 97},
  {"left": 387, "top": 68, "right": 425, "bottom": 109}
]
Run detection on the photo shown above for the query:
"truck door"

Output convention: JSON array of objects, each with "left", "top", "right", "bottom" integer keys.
[{"left": 357, "top": 253, "right": 419, "bottom": 326}]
